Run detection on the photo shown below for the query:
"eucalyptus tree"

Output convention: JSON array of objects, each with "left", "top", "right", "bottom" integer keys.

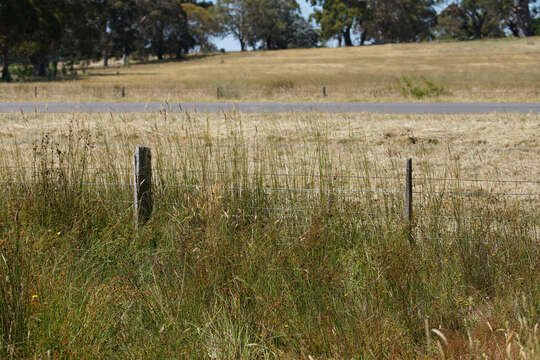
[
  {"left": 311, "top": 0, "right": 437, "bottom": 45},
  {"left": 215, "top": 0, "right": 252, "bottom": 51},
  {"left": 182, "top": 1, "right": 220, "bottom": 53},
  {"left": 310, "top": 0, "right": 371, "bottom": 46},
  {"left": 509, "top": 0, "right": 534, "bottom": 36},
  {"left": 244, "top": 0, "right": 306, "bottom": 49},
  {"left": 107, "top": 0, "right": 144, "bottom": 65},
  {"left": 217, "top": 0, "right": 314, "bottom": 50},
  {"left": 288, "top": 16, "right": 320, "bottom": 47},
  {"left": 367, "top": 0, "right": 438, "bottom": 42},
  {"left": 137, "top": 0, "right": 189, "bottom": 60},
  {"left": 0, "top": 0, "right": 37, "bottom": 80},
  {"left": 436, "top": 0, "right": 536, "bottom": 39}
]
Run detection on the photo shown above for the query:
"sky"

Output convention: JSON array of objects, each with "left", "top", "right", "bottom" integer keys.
[{"left": 213, "top": 0, "right": 314, "bottom": 52}]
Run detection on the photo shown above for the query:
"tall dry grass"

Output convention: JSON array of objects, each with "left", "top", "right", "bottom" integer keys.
[{"left": 0, "top": 111, "right": 538, "bottom": 358}]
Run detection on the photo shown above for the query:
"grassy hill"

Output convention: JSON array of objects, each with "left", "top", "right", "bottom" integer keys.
[{"left": 1, "top": 37, "right": 539, "bottom": 102}]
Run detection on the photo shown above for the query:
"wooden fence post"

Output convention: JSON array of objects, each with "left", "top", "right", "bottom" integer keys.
[
  {"left": 405, "top": 158, "right": 414, "bottom": 244},
  {"left": 121, "top": 86, "right": 126, "bottom": 97},
  {"left": 134, "top": 146, "right": 152, "bottom": 227},
  {"left": 322, "top": 86, "right": 327, "bottom": 97},
  {"left": 34, "top": 87, "right": 38, "bottom": 98}
]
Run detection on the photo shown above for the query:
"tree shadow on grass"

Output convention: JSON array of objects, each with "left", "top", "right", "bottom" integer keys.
[
  {"left": 84, "top": 72, "right": 156, "bottom": 77},
  {"left": 2, "top": 52, "right": 223, "bottom": 83},
  {"left": 2, "top": 74, "right": 82, "bottom": 83},
  {"left": 136, "top": 52, "right": 222, "bottom": 65}
]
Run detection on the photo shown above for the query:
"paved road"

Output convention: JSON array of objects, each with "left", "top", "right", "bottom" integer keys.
[{"left": 1, "top": 102, "right": 539, "bottom": 114}]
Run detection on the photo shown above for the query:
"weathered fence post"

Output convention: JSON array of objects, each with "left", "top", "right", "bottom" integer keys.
[
  {"left": 134, "top": 146, "right": 152, "bottom": 227},
  {"left": 121, "top": 86, "right": 126, "bottom": 97},
  {"left": 322, "top": 86, "right": 327, "bottom": 97},
  {"left": 405, "top": 158, "right": 414, "bottom": 244},
  {"left": 34, "top": 87, "right": 38, "bottom": 98}
]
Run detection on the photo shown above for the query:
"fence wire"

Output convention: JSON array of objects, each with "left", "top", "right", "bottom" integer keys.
[
  {"left": 1, "top": 165, "right": 538, "bottom": 185},
  {"left": 0, "top": 179, "right": 538, "bottom": 198},
  {"left": 10, "top": 141, "right": 540, "bottom": 152}
]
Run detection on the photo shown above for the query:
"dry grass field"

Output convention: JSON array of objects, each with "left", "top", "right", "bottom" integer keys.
[
  {"left": 1, "top": 37, "right": 539, "bottom": 103},
  {"left": 2, "top": 111, "right": 539, "bottom": 186}
]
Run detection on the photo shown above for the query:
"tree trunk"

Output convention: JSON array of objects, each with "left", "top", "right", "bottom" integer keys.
[
  {"left": 515, "top": 0, "right": 532, "bottom": 37},
  {"left": 509, "top": 23, "right": 520, "bottom": 37},
  {"left": 101, "top": 26, "right": 110, "bottom": 67},
  {"left": 240, "top": 38, "right": 246, "bottom": 52},
  {"left": 472, "top": 12, "right": 485, "bottom": 39},
  {"left": 32, "top": 56, "right": 48, "bottom": 77},
  {"left": 1, "top": 47, "right": 10, "bottom": 82},
  {"left": 122, "top": 46, "right": 129, "bottom": 66},
  {"left": 360, "top": 31, "right": 367, "bottom": 46},
  {"left": 39, "top": 62, "right": 47, "bottom": 77},
  {"left": 343, "top": 26, "right": 353, "bottom": 47}
]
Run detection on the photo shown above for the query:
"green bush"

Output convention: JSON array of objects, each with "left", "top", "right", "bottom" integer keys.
[
  {"left": 216, "top": 83, "right": 239, "bottom": 99},
  {"left": 400, "top": 76, "right": 452, "bottom": 98},
  {"left": 531, "top": 18, "right": 540, "bottom": 36}
]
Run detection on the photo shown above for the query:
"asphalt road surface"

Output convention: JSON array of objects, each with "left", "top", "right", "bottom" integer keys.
[{"left": 1, "top": 102, "right": 539, "bottom": 114}]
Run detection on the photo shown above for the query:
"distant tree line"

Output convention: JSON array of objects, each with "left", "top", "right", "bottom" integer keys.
[
  {"left": 1, "top": 0, "right": 538, "bottom": 81},
  {"left": 311, "top": 0, "right": 539, "bottom": 45},
  {"left": 0, "top": 0, "right": 220, "bottom": 81}
]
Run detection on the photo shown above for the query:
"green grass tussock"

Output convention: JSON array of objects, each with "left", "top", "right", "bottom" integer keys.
[{"left": 0, "top": 113, "right": 538, "bottom": 358}]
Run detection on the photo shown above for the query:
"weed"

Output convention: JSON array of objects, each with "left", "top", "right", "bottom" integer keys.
[
  {"left": 266, "top": 79, "right": 295, "bottom": 90},
  {"left": 216, "top": 83, "right": 239, "bottom": 99},
  {"left": 400, "top": 75, "right": 452, "bottom": 98}
]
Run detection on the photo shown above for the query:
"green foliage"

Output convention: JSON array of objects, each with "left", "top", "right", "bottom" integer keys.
[
  {"left": 312, "top": 0, "right": 437, "bottom": 45},
  {"left": 267, "top": 78, "right": 295, "bottom": 90},
  {"left": 243, "top": 0, "right": 313, "bottom": 49},
  {"left": 288, "top": 16, "right": 320, "bottom": 48},
  {"left": 310, "top": 0, "right": 370, "bottom": 46},
  {"left": 0, "top": 209, "right": 31, "bottom": 358},
  {"left": 437, "top": 0, "right": 507, "bottom": 40},
  {"left": 215, "top": 0, "right": 251, "bottom": 51},
  {"left": 216, "top": 83, "right": 239, "bottom": 98},
  {"left": 9, "top": 64, "right": 33, "bottom": 80},
  {"left": 532, "top": 17, "right": 540, "bottom": 35},
  {"left": 369, "top": 0, "right": 437, "bottom": 42},
  {"left": 0, "top": 0, "right": 38, "bottom": 81},
  {"left": 264, "top": 78, "right": 295, "bottom": 95},
  {"left": 400, "top": 76, "right": 452, "bottom": 98}
]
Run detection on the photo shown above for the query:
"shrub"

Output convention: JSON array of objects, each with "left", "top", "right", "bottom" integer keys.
[{"left": 400, "top": 76, "right": 452, "bottom": 98}]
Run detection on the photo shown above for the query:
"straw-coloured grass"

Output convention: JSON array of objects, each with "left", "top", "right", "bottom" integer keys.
[{"left": 0, "top": 37, "right": 539, "bottom": 103}]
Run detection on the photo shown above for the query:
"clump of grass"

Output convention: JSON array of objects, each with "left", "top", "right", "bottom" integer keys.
[
  {"left": 0, "top": 206, "right": 31, "bottom": 359},
  {"left": 216, "top": 83, "right": 239, "bottom": 99},
  {"left": 400, "top": 75, "right": 452, "bottom": 98},
  {"left": 266, "top": 79, "right": 295, "bottom": 90}
]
